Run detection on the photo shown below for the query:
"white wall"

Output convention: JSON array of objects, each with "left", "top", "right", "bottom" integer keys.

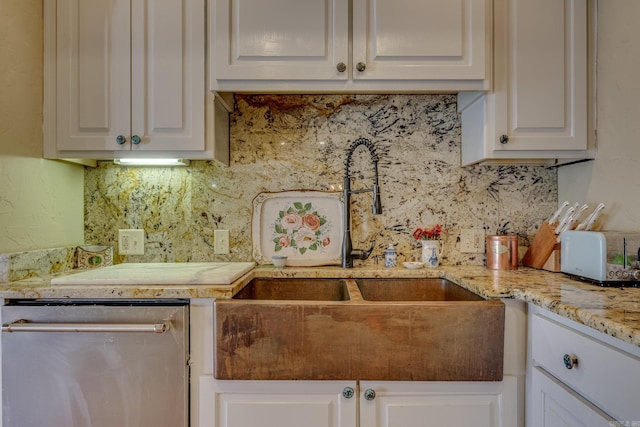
[
  {"left": 0, "top": 0, "right": 84, "bottom": 253},
  {"left": 558, "top": 1, "right": 640, "bottom": 230}
]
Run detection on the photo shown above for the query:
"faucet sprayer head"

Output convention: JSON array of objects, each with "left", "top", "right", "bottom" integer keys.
[
  {"left": 372, "top": 184, "right": 382, "bottom": 214},
  {"left": 372, "top": 156, "right": 382, "bottom": 214}
]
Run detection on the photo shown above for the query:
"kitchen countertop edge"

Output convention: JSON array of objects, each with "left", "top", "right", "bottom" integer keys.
[{"left": 0, "top": 264, "right": 638, "bottom": 347}]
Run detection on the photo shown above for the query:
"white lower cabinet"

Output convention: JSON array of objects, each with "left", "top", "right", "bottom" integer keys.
[
  {"left": 529, "top": 367, "right": 611, "bottom": 426},
  {"left": 360, "top": 380, "right": 516, "bottom": 427},
  {"left": 201, "top": 377, "right": 518, "bottom": 427},
  {"left": 526, "top": 304, "right": 640, "bottom": 426},
  {"left": 206, "top": 380, "right": 355, "bottom": 427}
]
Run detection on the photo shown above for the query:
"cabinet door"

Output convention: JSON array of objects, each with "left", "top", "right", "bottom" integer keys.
[
  {"left": 529, "top": 368, "right": 612, "bottom": 427},
  {"left": 352, "top": 0, "right": 489, "bottom": 81},
  {"left": 54, "top": 0, "right": 205, "bottom": 154},
  {"left": 493, "top": 0, "right": 587, "bottom": 151},
  {"left": 359, "top": 381, "right": 503, "bottom": 427},
  {"left": 130, "top": 0, "right": 205, "bottom": 152},
  {"left": 209, "top": 380, "right": 356, "bottom": 427},
  {"left": 56, "top": 0, "right": 131, "bottom": 152},
  {"left": 212, "top": 0, "right": 349, "bottom": 81}
]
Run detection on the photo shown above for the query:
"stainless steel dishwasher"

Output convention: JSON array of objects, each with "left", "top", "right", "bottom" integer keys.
[{"left": 1, "top": 299, "right": 189, "bottom": 427}]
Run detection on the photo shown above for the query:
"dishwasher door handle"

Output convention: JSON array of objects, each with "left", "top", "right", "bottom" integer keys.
[{"left": 1, "top": 320, "right": 171, "bottom": 333}]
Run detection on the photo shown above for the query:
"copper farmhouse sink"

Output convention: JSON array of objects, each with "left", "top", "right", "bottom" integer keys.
[
  {"left": 215, "top": 277, "right": 504, "bottom": 382},
  {"left": 355, "top": 278, "right": 485, "bottom": 301},
  {"left": 233, "top": 278, "right": 350, "bottom": 301}
]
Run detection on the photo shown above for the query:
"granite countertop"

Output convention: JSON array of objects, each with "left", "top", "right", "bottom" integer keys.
[{"left": 1, "top": 264, "right": 639, "bottom": 347}]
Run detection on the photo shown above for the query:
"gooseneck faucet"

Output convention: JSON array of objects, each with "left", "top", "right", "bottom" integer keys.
[{"left": 342, "top": 138, "right": 383, "bottom": 268}]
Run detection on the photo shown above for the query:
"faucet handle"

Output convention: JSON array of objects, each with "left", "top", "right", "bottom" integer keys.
[
  {"left": 351, "top": 241, "right": 375, "bottom": 261},
  {"left": 365, "top": 240, "right": 375, "bottom": 258}
]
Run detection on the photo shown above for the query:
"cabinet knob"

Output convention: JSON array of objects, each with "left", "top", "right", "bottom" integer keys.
[
  {"left": 116, "top": 135, "right": 127, "bottom": 145},
  {"left": 563, "top": 353, "right": 578, "bottom": 370},
  {"left": 364, "top": 388, "right": 376, "bottom": 401},
  {"left": 342, "top": 387, "right": 354, "bottom": 399},
  {"left": 336, "top": 62, "right": 347, "bottom": 73},
  {"left": 132, "top": 135, "right": 141, "bottom": 145},
  {"left": 356, "top": 62, "right": 366, "bottom": 72},
  {"left": 499, "top": 134, "right": 509, "bottom": 144}
]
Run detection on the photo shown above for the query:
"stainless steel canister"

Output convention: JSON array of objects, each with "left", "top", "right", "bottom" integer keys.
[{"left": 486, "top": 235, "right": 518, "bottom": 270}]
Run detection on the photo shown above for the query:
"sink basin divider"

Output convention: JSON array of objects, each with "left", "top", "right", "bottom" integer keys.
[{"left": 343, "top": 279, "right": 363, "bottom": 301}]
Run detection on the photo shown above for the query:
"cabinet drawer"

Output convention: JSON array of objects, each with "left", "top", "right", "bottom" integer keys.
[
  {"left": 530, "top": 367, "right": 612, "bottom": 426},
  {"left": 531, "top": 313, "right": 640, "bottom": 421}
]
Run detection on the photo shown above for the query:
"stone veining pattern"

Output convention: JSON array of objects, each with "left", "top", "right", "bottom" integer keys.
[
  {"left": 0, "top": 247, "right": 76, "bottom": 282},
  {"left": 84, "top": 95, "right": 557, "bottom": 265}
]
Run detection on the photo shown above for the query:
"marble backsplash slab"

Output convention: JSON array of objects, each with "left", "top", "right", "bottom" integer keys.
[
  {"left": 84, "top": 94, "right": 558, "bottom": 266},
  {"left": 0, "top": 247, "right": 76, "bottom": 282}
]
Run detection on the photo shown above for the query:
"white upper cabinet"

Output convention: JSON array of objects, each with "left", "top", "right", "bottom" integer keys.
[
  {"left": 44, "top": 0, "right": 229, "bottom": 162},
  {"left": 458, "top": 0, "right": 595, "bottom": 166},
  {"left": 212, "top": 0, "right": 349, "bottom": 82},
  {"left": 53, "top": 0, "right": 132, "bottom": 153},
  {"left": 352, "top": 0, "right": 488, "bottom": 82},
  {"left": 210, "top": 0, "right": 491, "bottom": 92}
]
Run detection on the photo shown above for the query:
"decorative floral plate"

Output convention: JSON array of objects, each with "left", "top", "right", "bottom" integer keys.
[{"left": 252, "top": 191, "right": 344, "bottom": 266}]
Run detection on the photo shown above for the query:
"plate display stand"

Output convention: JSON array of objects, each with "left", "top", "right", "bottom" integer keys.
[{"left": 251, "top": 191, "right": 344, "bottom": 266}]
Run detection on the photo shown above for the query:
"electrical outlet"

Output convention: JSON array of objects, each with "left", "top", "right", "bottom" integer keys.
[
  {"left": 214, "top": 229, "right": 230, "bottom": 255},
  {"left": 460, "top": 228, "right": 485, "bottom": 253},
  {"left": 119, "top": 229, "right": 145, "bottom": 255}
]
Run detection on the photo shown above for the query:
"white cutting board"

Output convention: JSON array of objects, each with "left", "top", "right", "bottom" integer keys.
[{"left": 51, "top": 262, "right": 256, "bottom": 286}]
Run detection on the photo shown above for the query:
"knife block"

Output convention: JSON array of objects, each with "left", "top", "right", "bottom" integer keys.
[
  {"left": 541, "top": 244, "right": 561, "bottom": 272},
  {"left": 522, "top": 222, "right": 560, "bottom": 269}
]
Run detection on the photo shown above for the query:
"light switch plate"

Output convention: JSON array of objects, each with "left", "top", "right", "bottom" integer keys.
[
  {"left": 214, "top": 229, "right": 230, "bottom": 254},
  {"left": 118, "top": 229, "right": 145, "bottom": 255},
  {"left": 460, "top": 228, "right": 485, "bottom": 253}
]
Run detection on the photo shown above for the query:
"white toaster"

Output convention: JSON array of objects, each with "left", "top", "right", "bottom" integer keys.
[{"left": 559, "top": 230, "right": 640, "bottom": 285}]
